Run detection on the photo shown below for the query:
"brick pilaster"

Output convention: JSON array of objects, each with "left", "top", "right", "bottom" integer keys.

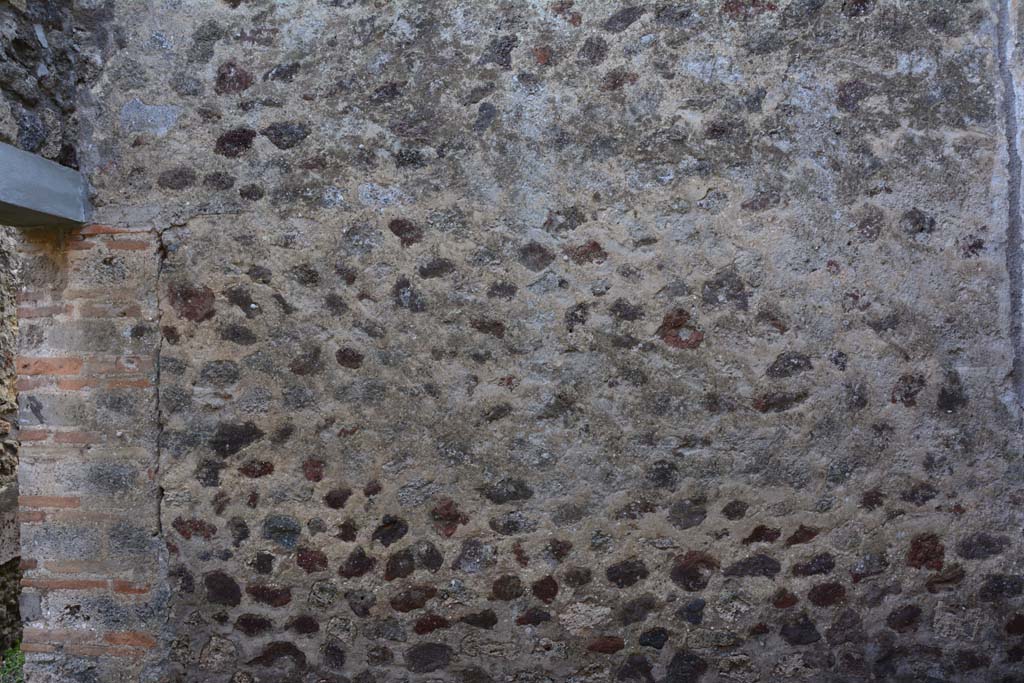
[{"left": 16, "top": 225, "right": 164, "bottom": 679}]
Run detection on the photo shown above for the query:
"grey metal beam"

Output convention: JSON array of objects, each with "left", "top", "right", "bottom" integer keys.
[{"left": 0, "top": 142, "right": 91, "bottom": 228}]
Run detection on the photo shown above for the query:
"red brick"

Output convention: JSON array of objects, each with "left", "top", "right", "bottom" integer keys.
[
  {"left": 112, "top": 580, "right": 151, "bottom": 595},
  {"left": 19, "top": 559, "right": 37, "bottom": 570},
  {"left": 54, "top": 431, "right": 103, "bottom": 444},
  {"left": 20, "top": 496, "right": 80, "bottom": 509},
  {"left": 16, "top": 357, "right": 84, "bottom": 376},
  {"left": 105, "top": 632, "right": 156, "bottom": 648},
  {"left": 18, "top": 430, "right": 49, "bottom": 442},
  {"left": 57, "top": 378, "right": 96, "bottom": 390}
]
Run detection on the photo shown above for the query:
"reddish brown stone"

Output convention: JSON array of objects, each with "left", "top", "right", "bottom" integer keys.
[
  {"left": 338, "top": 547, "right": 376, "bottom": 578},
  {"left": 246, "top": 583, "right": 292, "bottom": 607},
  {"left": 606, "top": 558, "right": 649, "bottom": 588},
  {"left": 336, "top": 519, "right": 358, "bottom": 542},
  {"left": 215, "top": 60, "right": 253, "bottom": 94},
  {"left": 172, "top": 517, "right": 217, "bottom": 540},
  {"left": 239, "top": 460, "right": 274, "bottom": 478},
  {"left": 235, "top": 613, "right": 273, "bottom": 636},
  {"left": 372, "top": 516, "right": 409, "bottom": 546},
  {"left": 324, "top": 487, "right": 352, "bottom": 509},
  {"left": 600, "top": 68, "right": 639, "bottom": 91},
  {"left": 564, "top": 241, "right": 607, "bottom": 264},
  {"left": 214, "top": 128, "right": 257, "bottom": 158},
  {"left": 532, "top": 45, "right": 553, "bottom": 65},
  {"left": 471, "top": 318, "right": 506, "bottom": 338},
  {"left": 588, "top": 636, "right": 625, "bottom": 654},
  {"left": 390, "top": 584, "right": 437, "bottom": 612},
  {"left": 414, "top": 614, "right": 450, "bottom": 634},
  {"left": 287, "top": 615, "right": 320, "bottom": 635},
  {"left": 389, "top": 218, "right": 423, "bottom": 247},
  {"left": 772, "top": 588, "right": 798, "bottom": 609},
  {"left": 516, "top": 608, "right": 552, "bottom": 625},
  {"left": 532, "top": 575, "right": 558, "bottom": 604},
  {"left": 722, "top": 0, "right": 777, "bottom": 20},
  {"left": 491, "top": 575, "right": 524, "bottom": 601},
  {"left": 302, "top": 458, "right": 325, "bottom": 482},
  {"left": 296, "top": 547, "right": 328, "bottom": 573},
  {"left": 384, "top": 549, "right": 415, "bottom": 581},
  {"left": 807, "top": 582, "right": 846, "bottom": 607},
  {"left": 907, "top": 533, "right": 944, "bottom": 570},
  {"left": 336, "top": 347, "right": 364, "bottom": 369},
  {"left": 792, "top": 553, "right": 835, "bottom": 577},
  {"left": 547, "top": 539, "right": 573, "bottom": 562},
  {"left": 462, "top": 609, "right": 498, "bottom": 629},
  {"left": 168, "top": 283, "right": 216, "bottom": 323},
  {"left": 431, "top": 497, "right": 468, "bottom": 537},
  {"left": 656, "top": 309, "right": 704, "bottom": 349},
  {"left": 513, "top": 541, "right": 530, "bottom": 568},
  {"left": 785, "top": 525, "right": 820, "bottom": 546},
  {"left": 860, "top": 489, "right": 885, "bottom": 510},
  {"left": 670, "top": 551, "right": 719, "bottom": 591},
  {"left": 742, "top": 525, "right": 781, "bottom": 544},
  {"left": 886, "top": 604, "right": 922, "bottom": 633},
  {"left": 752, "top": 391, "right": 808, "bottom": 413}
]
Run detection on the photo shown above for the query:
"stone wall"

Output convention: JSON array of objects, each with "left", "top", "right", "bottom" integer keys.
[
  {"left": 12, "top": 1, "right": 1024, "bottom": 682},
  {"left": 0, "top": 228, "right": 19, "bottom": 654},
  {"left": 0, "top": 0, "right": 117, "bottom": 168}
]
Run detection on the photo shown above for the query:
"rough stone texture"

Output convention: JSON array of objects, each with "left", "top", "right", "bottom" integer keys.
[
  {"left": 8, "top": 1, "right": 1024, "bottom": 682},
  {"left": 0, "top": 0, "right": 109, "bottom": 168},
  {"left": 0, "top": 558, "right": 19, "bottom": 653},
  {"left": 0, "top": 228, "right": 17, "bottom": 652}
]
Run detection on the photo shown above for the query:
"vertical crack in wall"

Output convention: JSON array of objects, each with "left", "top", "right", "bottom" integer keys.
[
  {"left": 998, "top": 0, "right": 1024, "bottom": 407},
  {"left": 152, "top": 227, "right": 168, "bottom": 538}
]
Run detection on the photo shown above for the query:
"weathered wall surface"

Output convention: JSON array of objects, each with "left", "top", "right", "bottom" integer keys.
[
  {"left": 0, "top": 227, "right": 20, "bottom": 654},
  {"left": 12, "top": 1, "right": 1024, "bottom": 682},
  {"left": 2, "top": 0, "right": 122, "bottom": 659},
  {"left": 16, "top": 222, "right": 163, "bottom": 681},
  {"left": 0, "top": 0, "right": 113, "bottom": 168}
]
